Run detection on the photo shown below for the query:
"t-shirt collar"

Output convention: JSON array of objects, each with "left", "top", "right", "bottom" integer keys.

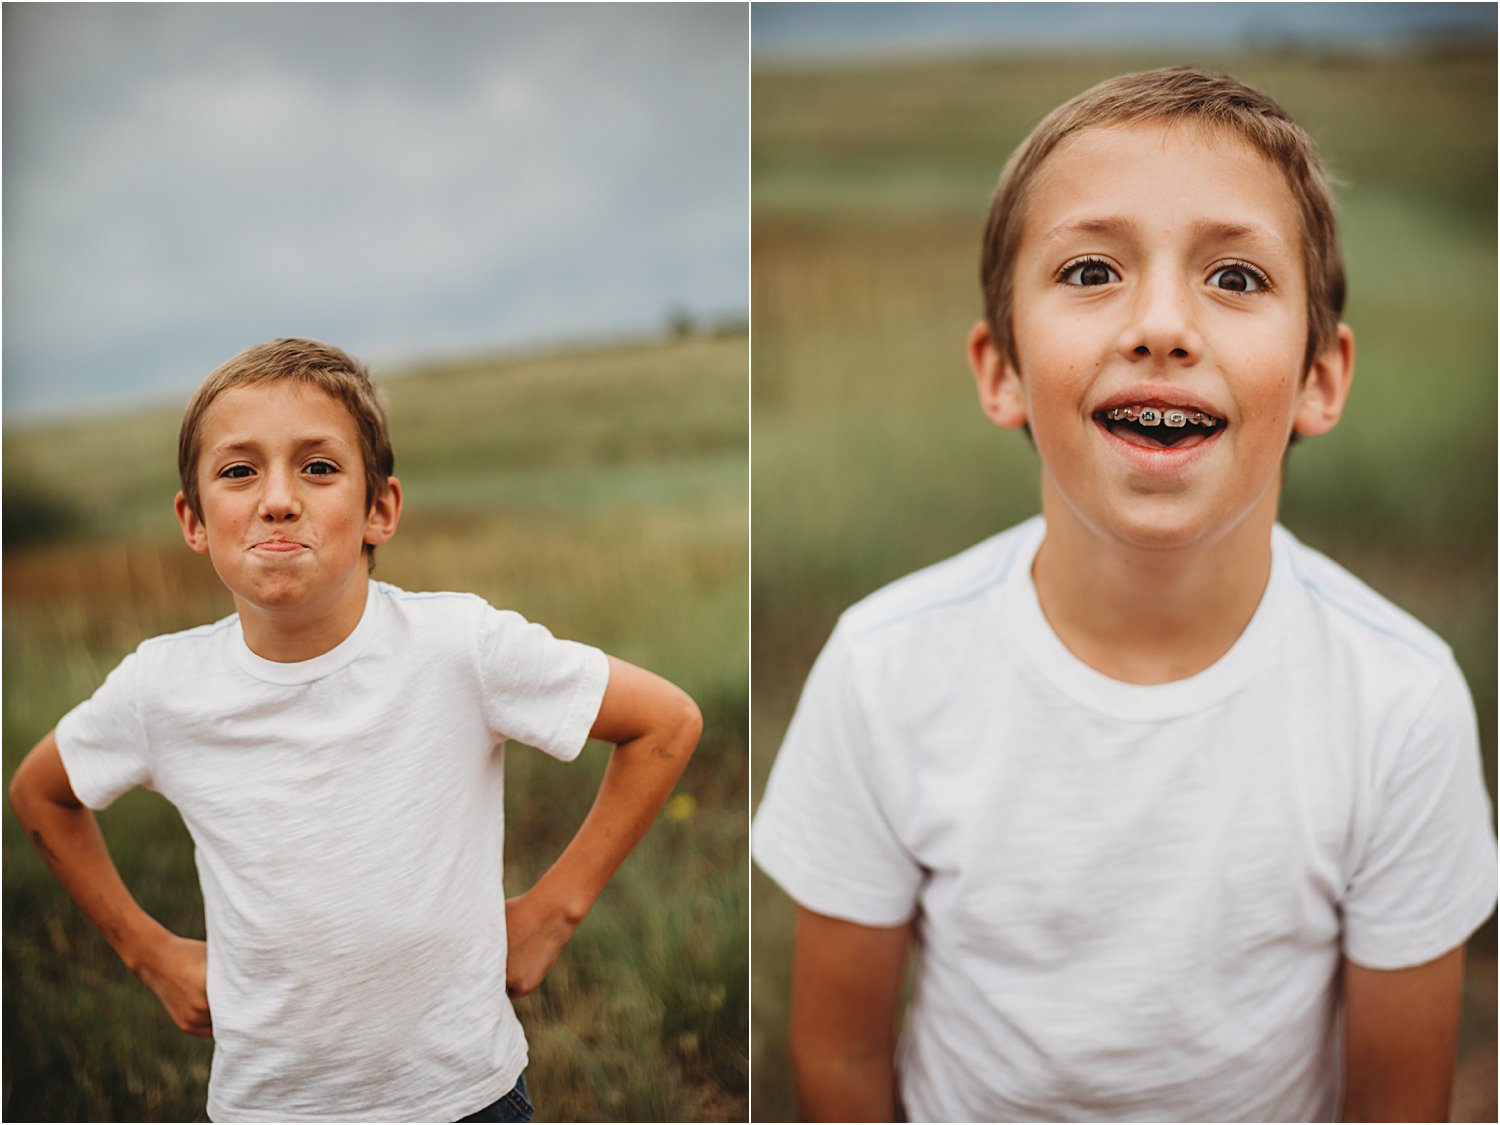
[
  {"left": 1007, "top": 520, "right": 1289, "bottom": 721},
  {"left": 230, "top": 580, "right": 383, "bottom": 685}
]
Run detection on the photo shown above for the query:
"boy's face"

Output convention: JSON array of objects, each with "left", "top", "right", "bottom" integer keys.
[
  {"left": 175, "top": 382, "right": 400, "bottom": 628},
  {"left": 971, "top": 121, "right": 1352, "bottom": 554}
]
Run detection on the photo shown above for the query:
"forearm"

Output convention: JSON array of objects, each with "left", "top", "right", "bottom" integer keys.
[
  {"left": 504, "top": 659, "right": 700, "bottom": 998},
  {"left": 10, "top": 735, "right": 170, "bottom": 973},
  {"left": 528, "top": 698, "right": 700, "bottom": 920},
  {"left": 12, "top": 733, "right": 212, "bottom": 1035}
]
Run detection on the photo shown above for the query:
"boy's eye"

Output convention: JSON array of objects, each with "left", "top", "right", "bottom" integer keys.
[
  {"left": 219, "top": 464, "right": 254, "bottom": 480},
  {"left": 304, "top": 461, "right": 338, "bottom": 476},
  {"left": 1208, "top": 263, "right": 1268, "bottom": 293},
  {"left": 1060, "top": 259, "right": 1120, "bottom": 287}
]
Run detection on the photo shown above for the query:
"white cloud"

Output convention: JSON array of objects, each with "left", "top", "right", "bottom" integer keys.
[{"left": 3, "top": 3, "right": 747, "bottom": 418}]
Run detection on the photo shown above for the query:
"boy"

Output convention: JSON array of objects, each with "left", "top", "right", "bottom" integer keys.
[
  {"left": 752, "top": 68, "right": 1497, "bottom": 1121},
  {"left": 10, "top": 338, "right": 702, "bottom": 1122}
]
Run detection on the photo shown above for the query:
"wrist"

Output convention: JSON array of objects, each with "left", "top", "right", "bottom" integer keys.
[
  {"left": 114, "top": 915, "right": 173, "bottom": 977},
  {"left": 526, "top": 876, "right": 595, "bottom": 929}
]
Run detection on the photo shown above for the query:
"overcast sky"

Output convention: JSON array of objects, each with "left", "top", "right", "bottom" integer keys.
[
  {"left": 753, "top": 2, "right": 1495, "bottom": 61},
  {"left": 4, "top": 3, "right": 747, "bottom": 421}
]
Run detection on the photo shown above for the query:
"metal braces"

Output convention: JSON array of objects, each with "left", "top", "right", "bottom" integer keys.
[{"left": 1105, "top": 406, "right": 1218, "bottom": 429}]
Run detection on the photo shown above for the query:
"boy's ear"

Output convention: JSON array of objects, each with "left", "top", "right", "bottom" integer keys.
[
  {"left": 1294, "top": 323, "right": 1355, "bottom": 437},
  {"left": 363, "top": 476, "right": 403, "bottom": 548},
  {"left": 968, "top": 320, "right": 1028, "bottom": 430},
  {"left": 174, "top": 491, "right": 211, "bottom": 556}
]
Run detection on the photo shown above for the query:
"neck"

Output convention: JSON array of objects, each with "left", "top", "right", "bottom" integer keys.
[
  {"left": 1032, "top": 483, "right": 1277, "bottom": 685},
  {"left": 236, "top": 577, "right": 371, "bottom": 664}
]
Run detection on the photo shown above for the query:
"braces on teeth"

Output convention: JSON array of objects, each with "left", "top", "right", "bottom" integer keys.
[{"left": 1105, "top": 406, "right": 1218, "bottom": 429}]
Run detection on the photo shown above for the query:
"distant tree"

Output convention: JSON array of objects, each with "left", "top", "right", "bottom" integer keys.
[{"left": 666, "top": 305, "right": 697, "bottom": 340}]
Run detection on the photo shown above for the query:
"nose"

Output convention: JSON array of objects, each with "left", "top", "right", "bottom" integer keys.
[
  {"left": 258, "top": 466, "right": 302, "bottom": 522},
  {"left": 1118, "top": 268, "right": 1202, "bottom": 366}
]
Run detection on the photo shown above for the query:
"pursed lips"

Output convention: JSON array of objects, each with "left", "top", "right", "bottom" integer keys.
[{"left": 251, "top": 539, "right": 305, "bottom": 553}]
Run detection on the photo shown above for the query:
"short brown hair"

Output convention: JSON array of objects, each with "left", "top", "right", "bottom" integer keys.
[
  {"left": 178, "top": 338, "right": 395, "bottom": 563},
  {"left": 980, "top": 66, "right": 1345, "bottom": 373}
]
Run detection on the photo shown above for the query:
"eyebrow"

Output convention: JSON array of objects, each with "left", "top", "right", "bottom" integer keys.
[
  {"left": 209, "top": 434, "right": 353, "bottom": 458},
  {"left": 1038, "top": 215, "right": 1290, "bottom": 255}
]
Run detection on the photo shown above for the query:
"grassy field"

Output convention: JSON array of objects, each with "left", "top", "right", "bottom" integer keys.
[
  {"left": 751, "top": 49, "right": 1497, "bottom": 1121},
  {"left": 3, "top": 331, "right": 749, "bottom": 1121}
]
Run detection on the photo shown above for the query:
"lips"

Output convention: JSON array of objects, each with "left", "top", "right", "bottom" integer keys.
[
  {"left": 1092, "top": 390, "right": 1228, "bottom": 453},
  {"left": 252, "top": 539, "right": 304, "bottom": 553}
]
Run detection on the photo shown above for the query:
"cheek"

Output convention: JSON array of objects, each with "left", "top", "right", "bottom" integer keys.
[
  {"left": 1026, "top": 352, "right": 1091, "bottom": 412},
  {"left": 1019, "top": 306, "right": 1102, "bottom": 378}
]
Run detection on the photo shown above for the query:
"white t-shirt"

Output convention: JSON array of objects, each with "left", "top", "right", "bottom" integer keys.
[
  {"left": 753, "top": 517, "right": 1497, "bottom": 1123},
  {"left": 56, "top": 580, "right": 610, "bottom": 1123}
]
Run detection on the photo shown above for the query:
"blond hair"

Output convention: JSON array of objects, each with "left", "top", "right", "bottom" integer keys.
[
  {"left": 981, "top": 67, "right": 1345, "bottom": 372},
  {"left": 178, "top": 338, "right": 395, "bottom": 564}
]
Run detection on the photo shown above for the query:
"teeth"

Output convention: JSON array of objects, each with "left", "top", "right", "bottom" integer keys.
[{"left": 1105, "top": 406, "right": 1217, "bottom": 428}]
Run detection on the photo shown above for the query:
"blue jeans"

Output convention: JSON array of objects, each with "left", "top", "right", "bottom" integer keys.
[{"left": 457, "top": 1073, "right": 533, "bottom": 1123}]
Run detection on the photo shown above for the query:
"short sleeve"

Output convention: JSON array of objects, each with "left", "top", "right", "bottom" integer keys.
[
  {"left": 752, "top": 623, "right": 923, "bottom": 927},
  {"left": 475, "top": 605, "right": 609, "bottom": 762},
  {"left": 1341, "top": 658, "right": 1499, "bottom": 969},
  {"left": 54, "top": 651, "right": 152, "bottom": 810}
]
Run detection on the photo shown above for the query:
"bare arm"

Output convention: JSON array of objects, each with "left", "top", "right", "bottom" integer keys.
[
  {"left": 790, "top": 906, "right": 911, "bottom": 1122},
  {"left": 1341, "top": 946, "right": 1465, "bottom": 1122},
  {"left": 8, "top": 730, "right": 211, "bottom": 1036},
  {"left": 504, "top": 655, "right": 701, "bottom": 996}
]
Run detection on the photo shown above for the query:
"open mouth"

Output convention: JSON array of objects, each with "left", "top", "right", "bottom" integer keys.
[{"left": 1094, "top": 404, "right": 1227, "bottom": 450}]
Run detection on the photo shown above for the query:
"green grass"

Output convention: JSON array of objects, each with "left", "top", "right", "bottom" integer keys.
[
  {"left": 3, "top": 331, "right": 748, "bottom": 1122},
  {"left": 751, "top": 49, "right": 1496, "bottom": 1123}
]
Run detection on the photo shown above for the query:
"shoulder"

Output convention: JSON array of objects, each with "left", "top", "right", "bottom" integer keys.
[
  {"left": 132, "top": 613, "right": 240, "bottom": 671},
  {"left": 838, "top": 517, "right": 1041, "bottom": 650},
  {"left": 369, "top": 580, "right": 519, "bottom": 639},
  {"left": 1274, "top": 526, "right": 1472, "bottom": 753},
  {"left": 1277, "top": 526, "right": 1455, "bottom": 670},
  {"left": 369, "top": 580, "right": 489, "bottom": 620},
  {"left": 138, "top": 614, "right": 240, "bottom": 650},
  {"left": 370, "top": 581, "right": 564, "bottom": 646},
  {"left": 370, "top": 581, "right": 596, "bottom": 673}
]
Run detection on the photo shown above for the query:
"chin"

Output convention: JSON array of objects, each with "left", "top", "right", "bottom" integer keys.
[
  {"left": 1088, "top": 497, "right": 1230, "bottom": 553},
  {"left": 1101, "top": 489, "right": 1279, "bottom": 555},
  {"left": 219, "top": 573, "right": 312, "bottom": 612}
]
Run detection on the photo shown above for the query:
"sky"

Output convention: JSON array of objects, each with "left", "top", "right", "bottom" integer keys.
[
  {"left": 4, "top": 4, "right": 748, "bottom": 420},
  {"left": 753, "top": 2, "right": 1496, "bottom": 61}
]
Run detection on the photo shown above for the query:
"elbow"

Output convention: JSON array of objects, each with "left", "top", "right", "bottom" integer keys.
[
  {"left": 8, "top": 770, "right": 26, "bottom": 823},
  {"left": 9, "top": 756, "right": 40, "bottom": 824},
  {"left": 9, "top": 732, "right": 79, "bottom": 824},
  {"left": 673, "top": 688, "right": 703, "bottom": 762}
]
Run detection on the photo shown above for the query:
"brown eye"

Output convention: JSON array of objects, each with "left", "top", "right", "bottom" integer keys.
[
  {"left": 1208, "top": 264, "right": 1266, "bottom": 292},
  {"left": 1062, "top": 259, "right": 1119, "bottom": 286}
]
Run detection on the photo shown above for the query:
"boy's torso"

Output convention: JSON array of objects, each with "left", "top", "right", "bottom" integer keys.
[
  {"left": 56, "top": 581, "right": 608, "bottom": 1123},
  {"left": 754, "top": 517, "right": 1496, "bottom": 1121}
]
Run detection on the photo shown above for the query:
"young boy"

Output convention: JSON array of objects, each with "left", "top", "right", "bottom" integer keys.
[
  {"left": 10, "top": 338, "right": 702, "bottom": 1122},
  {"left": 752, "top": 67, "right": 1497, "bottom": 1122}
]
